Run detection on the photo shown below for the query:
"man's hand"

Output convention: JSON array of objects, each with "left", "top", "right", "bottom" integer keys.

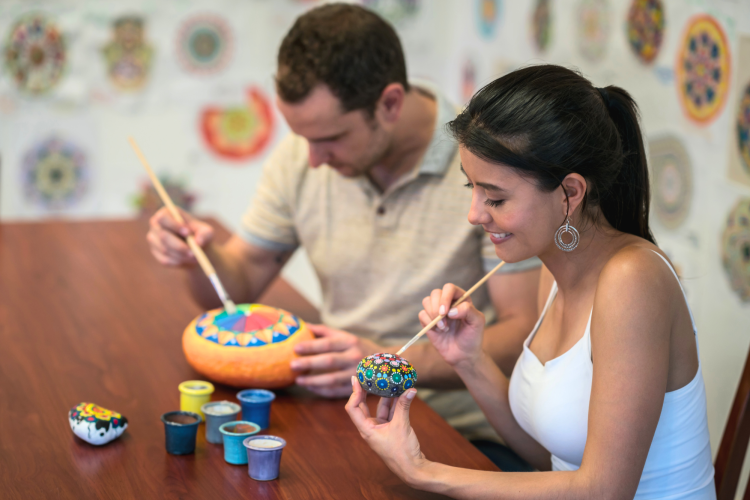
[
  {"left": 291, "top": 324, "right": 383, "bottom": 398},
  {"left": 147, "top": 207, "right": 214, "bottom": 267}
]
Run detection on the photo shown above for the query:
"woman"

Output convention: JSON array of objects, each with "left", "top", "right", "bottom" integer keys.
[{"left": 345, "top": 65, "right": 715, "bottom": 499}]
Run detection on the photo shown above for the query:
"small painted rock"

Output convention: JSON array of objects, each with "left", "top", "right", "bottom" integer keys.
[
  {"left": 357, "top": 353, "right": 417, "bottom": 398},
  {"left": 69, "top": 402, "right": 128, "bottom": 445}
]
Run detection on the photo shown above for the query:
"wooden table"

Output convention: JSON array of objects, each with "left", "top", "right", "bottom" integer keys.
[{"left": 0, "top": 219, "right": 498, "bottom": 499}]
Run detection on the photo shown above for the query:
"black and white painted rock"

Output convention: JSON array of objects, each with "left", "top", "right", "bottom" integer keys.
[{"left": 69, "top": 402, "right": 128, "bottom": 445}]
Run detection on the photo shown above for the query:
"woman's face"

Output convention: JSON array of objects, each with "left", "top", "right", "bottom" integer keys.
[{"left": 459, "top": 146, "right": 563, "bottom": 263}]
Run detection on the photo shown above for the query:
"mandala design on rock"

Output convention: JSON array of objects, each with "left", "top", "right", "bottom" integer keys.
[
  {"left": 736, "top": 83, "right": 750, "bottom": 176},
  {"left": 627, "top": 0, "right": 664, "bottom": 65},
  {"left": 676, "top": 15, "right": 731, "bottom": 124},
  {"left": 649, "top": 136, "right": 693, "bottom": 230},
  {"left": 721, "top": 198, "right": 750, "bottom": 302},
  {"left": 476, "top": 0, "right": 501, "bottom": 39},
  {"left": 201, "top": 87, "right": 274, "bottom": 162},
  {"left": 176, "top": 14, "right": 233, "bottom": 75},
  {"left": 4, "top": 13, "right": 66, "bottom": 94},
  {"left": 531, "top": 0, "right": 552, "bottom": 53},
  {"left": 194, "top": 304, "right": 303, "bottom": 347},
  {"left": 23, "top": 136, "right": 89, "bottom": 210},
  {"left": 69, "top": 402, "right": 128, "bottom": 446},
  {"left": 101, "top": 16, "right": 153, "bottom": 91},
  {"left": 357, "top": 353, "right": 417, "bottom": 398},
  {"left": 576, "top": 0, "right": 611, "bottom": 63},
  {"left": 361, "top": 0, "right": 420, "bottom": 27}
]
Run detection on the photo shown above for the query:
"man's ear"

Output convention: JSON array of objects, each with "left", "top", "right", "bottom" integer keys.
[{"left": 376, "top": 83, "right": 406, "bottom": 124}]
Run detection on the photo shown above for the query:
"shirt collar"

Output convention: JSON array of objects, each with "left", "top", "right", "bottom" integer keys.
[{"left": 411, "top": 80, "right": 459, "bottom": 177}]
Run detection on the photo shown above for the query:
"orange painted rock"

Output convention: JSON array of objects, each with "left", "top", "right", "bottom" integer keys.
[{"left": 183, "top": 304, "right": 313, "bottom": 388}]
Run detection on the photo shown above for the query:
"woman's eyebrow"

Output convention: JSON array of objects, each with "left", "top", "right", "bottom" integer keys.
[{"left": 460, "top": 164, "right": 508, "bottom": 193}]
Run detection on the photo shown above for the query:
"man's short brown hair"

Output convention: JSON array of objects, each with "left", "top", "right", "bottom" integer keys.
[{"left": 276, "top": 3, "right": 410, "bottom": 115}]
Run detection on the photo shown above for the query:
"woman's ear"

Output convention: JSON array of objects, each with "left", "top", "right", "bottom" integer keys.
[{"left": 559, "top": 174, "right": 587, "bottom": 218}]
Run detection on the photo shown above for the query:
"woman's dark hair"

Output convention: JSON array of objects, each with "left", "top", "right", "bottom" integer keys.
[
  {"left": 449, "top": 64, "right": 655, "bottom": 244},
  {"left": 276, "top": 3, "right": 410, "bottom": 115}
]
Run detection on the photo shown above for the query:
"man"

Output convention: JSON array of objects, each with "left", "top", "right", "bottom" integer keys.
[{"left": 148, "top": 3, "right": 540, "bottom": 470}]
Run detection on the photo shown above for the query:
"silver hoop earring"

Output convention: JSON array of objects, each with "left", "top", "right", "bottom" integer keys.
[{"left": 554, "top": 217, "right": 579, "bottom": 252}]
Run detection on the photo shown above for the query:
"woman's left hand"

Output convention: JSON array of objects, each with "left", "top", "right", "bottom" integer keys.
[{"left": 345, "top": 376, "right": 427, "bottom": 486}]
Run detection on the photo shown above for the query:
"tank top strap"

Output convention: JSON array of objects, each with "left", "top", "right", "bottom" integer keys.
[{"left": 648, "top": 250, "right": 697, "bottom": 335}]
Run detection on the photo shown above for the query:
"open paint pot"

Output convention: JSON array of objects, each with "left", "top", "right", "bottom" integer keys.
[
  {"left": 161, "top": 411, "right": 202, "bottom": 455},
  {"left": 219, "top": 421, "right": 261, "bottom": 464},
  {"left": 178, "top": 380, "right": 214, "bottom": 419},
  {"left": 244, "top": 435, "right": 287, "bottom": 481},
  {"left": 201, "top": 401, "right": 241, "bottom": 445},
  {"left": 236, "top": 389, "right": 275, "bottom": 430}
]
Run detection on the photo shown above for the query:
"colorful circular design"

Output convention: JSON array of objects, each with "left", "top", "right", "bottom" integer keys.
[
  {"left": 721, "top": 198, "right": 750, "bottom": 303},
  {"left": 675, "top": 15, "right": 731, "bottom": 124},
  {"left": 177, "top": 14, "right": 233, "bottom": 75},
  {"left": 531, "top": 0, "right": 552, "bottom": 53},
  {"left": 101, "top": 16, "right": 153, "bottom": 91},
  {"left": 4, "top": 13, "right": 66, "bottom": 94},
  {"left": 361, "top": 0, "right": 420, "bottom": 26},
  {"left": 201, "top": 87, "right": 274, "bottom": 162},
  {"left": 477, "top": 0, "right": 501, "bottom": 39},
  {"left": 23, "top": 137, "right": 89, "bottom": 210},
  {"left": 357, "top": 353, "right": 417, "bottom": 398},
  {"left": 577, "top": 0, "right": 611, "bottom": 63},
  {"left": 627, "top": 0, "right": 664, "bottom": 65},
  {"left": 736, "top": 82, "right": 750, "bottom": 176},
  {"left": 649, "top": 136, "right": 692, "bottom": 229},
  {"left": 194, "top": 304, "right": 302, "bottom": 347}
]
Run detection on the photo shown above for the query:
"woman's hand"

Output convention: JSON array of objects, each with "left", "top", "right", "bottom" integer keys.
[
  {"left": 418, "top": 283, "right": 487, "bottom": 368},
  {"left": 345, "top": 376, "right": 427, "bottom": 487}
]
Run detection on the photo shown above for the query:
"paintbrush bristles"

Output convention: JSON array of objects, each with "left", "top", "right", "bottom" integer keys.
[{"left": 395, "top": 260, "right": 506, "bottom": 356}]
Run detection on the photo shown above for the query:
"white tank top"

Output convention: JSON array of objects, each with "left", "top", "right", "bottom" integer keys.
[{"left": 508, "top": 251, "right": 715, "bottom": 499}]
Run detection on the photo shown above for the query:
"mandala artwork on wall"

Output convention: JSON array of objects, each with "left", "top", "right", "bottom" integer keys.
[
  {"left": 576, "top": 0, "right": 611, "bottom": 63},
  {"left": 477, "top": 0, "right": 501, "bottom": 39},
  {"left": 22, "top": 136, "right": 90, "bottom": 210},
  {"left": 675, "top": 15, "right": 731, "bottom": 125},
  {"left": 101, "top": 16, "right": 153, "bottom": 91},
  {"left": 361, "top": 0, "right": 420, "bottom": 27},
  {"left": 4, "top": 13, "right": 66, "bottom": 94},
  {"left": 201, "top": 87, "right": 274, "bottom": 162},
  {"left": 626, "top": 0, "right": 664, "bottom": 65},
  {"left": 721, "top": 198, "right": 750, "bottom": 303},
  {"left": 176, "top": 14, "right": 233, "bottom": 75},
  {"left": 531, "top": 0, "right": 552, "bottom": 53},
  {"left": 736, "top": 82, "right": 750, "bottom": 176},
  {"left": 648, "top": 136, "right": 693, "bottom": 230},
  {"left": 132, "top": 174, "right": 196, "bottom": 216}
]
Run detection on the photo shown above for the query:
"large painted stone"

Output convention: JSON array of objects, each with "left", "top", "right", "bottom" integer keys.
[
  {"left": 69, "top": 402, "right": 128, "bottom": 445},
  {"left": 357, "top": 353, "right": 417, "bottom": 398}
]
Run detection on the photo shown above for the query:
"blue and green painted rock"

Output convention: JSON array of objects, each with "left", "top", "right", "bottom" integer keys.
[{"left": 356, "top": 353, "right": 417, "bottom": 398}]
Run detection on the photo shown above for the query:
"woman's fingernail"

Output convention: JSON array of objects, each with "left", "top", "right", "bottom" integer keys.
[
  {"left": 448, "top": 308, "right": 458, "bottom": 318},
  {"left": 351, "top": 376, "right": 356, "bottom": 386},
  {"left": 406, "top": 390, "right": 417, "bottom": 400},
  {"left": 437, "top": 320, "right": 445, "bottom": 330},
  {"left": 439, "top": 305, "right": 446, "bottom": 316}
]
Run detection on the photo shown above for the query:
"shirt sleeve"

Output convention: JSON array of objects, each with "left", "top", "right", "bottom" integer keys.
[
  {"left": 239, "top": 134, "right": 307, "bottom": 252},
  {"left": 481, "top": 231, "right": 542, "bottom": 273}
]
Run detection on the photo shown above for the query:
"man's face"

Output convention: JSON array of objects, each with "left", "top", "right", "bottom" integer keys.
[{"left": 276, "top": 84, "right": 390, "bottom": 177}]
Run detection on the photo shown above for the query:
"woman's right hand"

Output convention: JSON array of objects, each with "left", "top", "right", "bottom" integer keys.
[
  {"left": 147, "top": 207, "right": 214, "bottom": 267},
  {"left": 418, "top": 283, "right": 487, "bottom": 368}
]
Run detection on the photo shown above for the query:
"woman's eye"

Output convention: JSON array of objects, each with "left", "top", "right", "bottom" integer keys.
[
  {"left": 463, "top": 182, "right": 474, "bottom": 189},
  {"left": 484, "top": 198, "right": 505, "bottom": 208}
]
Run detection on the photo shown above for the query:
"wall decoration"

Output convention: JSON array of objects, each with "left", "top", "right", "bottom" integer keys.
[
  {"left": 728, "top": 37, "right": 750, "bottom": 188},
  {"left": 201, "top": 87, "right": 274, "bottom": 162},
  {"left": 576, "top": 0, "right": 611, "bottom": 63},
  {"left": 132, "top": 175, "right": 196, "bottom": 216},
  {"left": 626, "top": 0, "right": 664, "bottom": 65},
  {"left": 649, "top": 136, "right": 693, "bottom": 229},
  {"left": 721, "top": 198, "right": 750, "bottom": 303},
  {"left": 22, "top": 136, "right": 89, "bottom": 210},
  {"left": 101, "top": 15, "right": 153, "bottom": 91},
  {"left": 675, "top": 14, "right": 730, "bottom": 125},
  {"left": 461, "top": 57, "right": 477, "bottom": 104},
  {"left": 531, "top": 0, "right": 552, "bottom": 53},
  {"left": 477, "top": 0, "right": 501, "bottom": 40},
  {"left": 361, "top": 0, "right": 420, "bottom": 27},
  {"left": 4, "top": 13, "right": 66, "bottom": 95},
  {"left": 176, "top": 13, "right": 233, "bottom": 76},
  {"left": 737, "top": 83, "right": 750, "bottom": 176}
]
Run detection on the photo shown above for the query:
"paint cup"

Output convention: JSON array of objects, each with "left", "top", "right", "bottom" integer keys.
[
  {"left": 178, "top": 380, "right": 214, "bottom": 419},
  {"left": 161, "top": 411, "right": 201, "bottom": 455},
  {"left": 236, "top": 389, "right": 275, "bottom": 430},
  {"left": 244, "top": 435, "right": 287, "bottom": 481},
  {"left": 201, "top": 401, "right": 241, "bottom": 445},
  {"left": 219, "top": 421, "right": 261, "bottom": 464}
]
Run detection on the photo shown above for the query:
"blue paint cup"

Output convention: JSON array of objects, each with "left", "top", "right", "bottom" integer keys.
[
  {"left": 236, "top": 389, "right": 275, "bottom": 430},
  {"left": 244, "top": 435, "right": 287, "bottom": 481},
  {"left": 219, "top": 421, "right": 261, "bottom": 464},
  {"left": 161, "top": 411, "right": 201, "bottom": 455},
  {"left": 201, "top": 401, "right": 241, "bottom": 445}
]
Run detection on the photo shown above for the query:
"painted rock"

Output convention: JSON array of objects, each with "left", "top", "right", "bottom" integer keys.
[
  {"left": 69, "top": 402, "right": 128, "bottom": 445},
  {"left": 357, "top": 353, "right": 417, "bottom": 398}
]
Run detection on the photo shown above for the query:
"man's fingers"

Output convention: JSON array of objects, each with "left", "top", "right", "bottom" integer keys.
[
  {"left": 293, "top": 336, "right": 353, "bottom": 356},
  {"left": 296, "top": 368, "right": 353, "bottom": 388},
  {"left": 150, "top": 207, "right": 188, "bottom": 236},
  {"left": 307, "top": 382, "right": 353, "bottom": 399},
  {"left": 307, "top": 323, "right": 335, "bottom": 337}
]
